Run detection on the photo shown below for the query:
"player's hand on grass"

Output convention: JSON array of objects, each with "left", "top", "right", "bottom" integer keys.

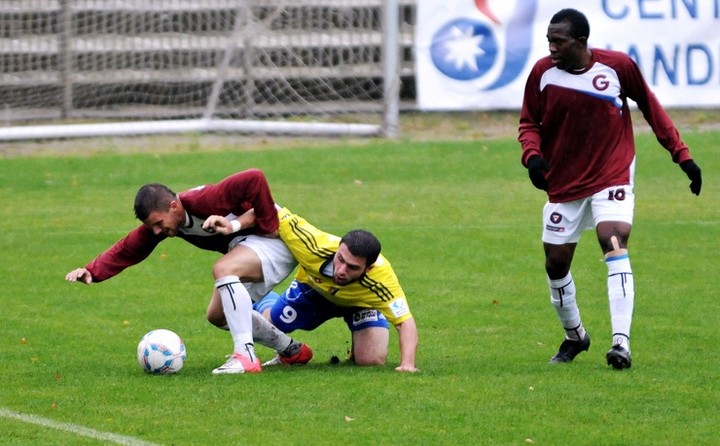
[
  {"left": 680, "top": 159, "right": 702, "bottom": 195},
  {"left": 65, "top": 268, "right": 93, "bottom": 284},
  {"left": 526, "top": 155, "right": 549, "bottom": 191}
]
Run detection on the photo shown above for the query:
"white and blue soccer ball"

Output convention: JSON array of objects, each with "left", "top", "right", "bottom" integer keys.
[{"left": 137, "top": 329, "right": 186, "bottom": 374}]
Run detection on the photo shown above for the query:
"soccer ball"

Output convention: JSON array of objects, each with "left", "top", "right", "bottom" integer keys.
[{"left": 136, "top": 329, "right": 186, "bottom": 374}]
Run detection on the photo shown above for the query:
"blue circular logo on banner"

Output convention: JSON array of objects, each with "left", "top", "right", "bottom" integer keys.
[
  {"left": 430, "top": 19, "right": 498, "bottom": 81},
  {"left": 427, "top": 0, "right": 538, "bottom": 91}
]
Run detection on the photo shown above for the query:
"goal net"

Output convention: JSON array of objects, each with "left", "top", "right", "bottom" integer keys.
[{"left": 0, "top": 0, "right": 411, "bottom": 141}]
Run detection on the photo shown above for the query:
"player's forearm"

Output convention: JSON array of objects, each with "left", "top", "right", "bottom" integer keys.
[
  {"left": 396, "top": 318, "right": 418, "bottom": 369},
  {"left": 518, "top": 121, "right": 543, "bottom": 165},
  {"left": 85, "top": 227, "right": 159, "bottom": 282}
]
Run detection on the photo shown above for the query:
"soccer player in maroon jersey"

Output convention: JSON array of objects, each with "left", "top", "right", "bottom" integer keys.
[
  {"left": 65, "top": 168, "right": 312, "bottom": 374},
  {"left": 518, "top": 8, "right": 702, "bottom": 369}
]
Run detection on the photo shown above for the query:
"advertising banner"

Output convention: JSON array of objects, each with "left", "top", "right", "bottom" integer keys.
[{"left": 415, "top": 0, "right": 720, "bottom": 110}]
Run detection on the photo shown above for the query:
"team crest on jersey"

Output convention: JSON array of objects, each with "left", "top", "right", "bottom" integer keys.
[
  {"left": 546, "top": 212, "right": 565, "bottom": 233},
  {"left": 389, "top": 297, "right": 410, "bottom": 318}
]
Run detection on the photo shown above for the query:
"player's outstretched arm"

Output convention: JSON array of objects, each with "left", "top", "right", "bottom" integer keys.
[
  {"left": 395, "top": 318, "right": 419, "bottom": 373},
  {"left": 65, "top": 268, "right": 93, "bottom": 285}
]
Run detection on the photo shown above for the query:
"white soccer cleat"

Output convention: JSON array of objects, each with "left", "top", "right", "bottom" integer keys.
[
  {"left": 261, "top": 355, "right": 284, "bottom": 367},
  {"left": 212, "top": 353, "right": 262, "bottom": 375}
]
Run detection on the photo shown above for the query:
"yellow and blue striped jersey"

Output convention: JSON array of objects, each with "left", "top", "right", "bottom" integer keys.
[{"left": 277, "top": 207, "right": 412, "bottom": 326}]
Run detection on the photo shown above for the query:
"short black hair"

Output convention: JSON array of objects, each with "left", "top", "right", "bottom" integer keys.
[
  {"left": 550, "top": 8, "right": 590, "bottom": 40},
  {"left": 134, "top": 183, "right": 176, "bottom": 221},
  {"left": 340, "top": 229, "right": 382, "bottom": 267}
]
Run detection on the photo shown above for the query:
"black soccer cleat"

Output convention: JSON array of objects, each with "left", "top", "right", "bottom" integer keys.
[
  {"left": 606, "top": 345, "right": 632, "bottom": 370},
  {"left": 550, "top": 334, "right": 591, "bottom": 363}
]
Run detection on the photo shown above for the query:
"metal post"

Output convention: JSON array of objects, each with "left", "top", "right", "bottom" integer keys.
[
  {"left": 204, "top": 3, "right": 248, "bottom": 120},
  {"left": 58, "top": 0, "right": 73, "bottom": 118},
  {"left": 381, "top": 0, "right": 400, "bottom": 138}
]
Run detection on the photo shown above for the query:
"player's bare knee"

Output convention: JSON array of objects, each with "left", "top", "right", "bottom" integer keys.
[
  {"left": 545, "top": 261, "right": 570, "bottom": 280},
  {"left": 604, "top": 235, "right": 628, "bottom": 259},
  {"left": 211, "top": 257, "right": 234, "bottom": 279},
  {"left": 351, "top": 344, "right": 388, "bottom": 366},
  {"left": 353, "top": 352, "right": 387, "bottom": 366},
  {"left": 544, "top": 251, "right": 571, "bottom": 278},
  {"left": 350, "top": 327, "right": 389, "bottom": 366}
]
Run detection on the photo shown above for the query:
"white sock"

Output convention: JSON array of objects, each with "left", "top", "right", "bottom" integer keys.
[
  {"left": 251, "top": 311, "right": 300, "bottom": 356},
  {"left": 548, "top": 272, "right": 586, "bottom": 341},
  {"left": 215, "top": 275, "right": 256, "bottom": 361},
  {"left": 606, "top": 254, "right": 634, "bottom": 352}
]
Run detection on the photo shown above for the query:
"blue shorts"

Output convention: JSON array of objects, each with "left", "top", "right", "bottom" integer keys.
[{"left": 266, "top": 280, "right": 389, "bottom": 333}]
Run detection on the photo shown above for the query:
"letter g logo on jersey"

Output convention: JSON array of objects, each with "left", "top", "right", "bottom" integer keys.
[
  {"left": 593, "top": 74, "right": 610, "bottom": 91},
  {"left": 429, "top": 0, "right": 537, "bottom": 90}
]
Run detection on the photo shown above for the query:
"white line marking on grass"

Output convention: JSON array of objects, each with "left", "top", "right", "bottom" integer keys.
[{"left": 0, "top": 407, "right": 161, "bottom": 446}]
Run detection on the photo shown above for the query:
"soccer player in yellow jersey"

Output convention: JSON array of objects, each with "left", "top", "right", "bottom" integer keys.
[{"left": 255, "top": 207, "right": 419, "bottom": 372}]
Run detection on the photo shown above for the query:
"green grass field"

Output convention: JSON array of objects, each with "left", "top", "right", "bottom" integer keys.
[{"left": 1, "top": 127, "right": 718, "bottom": 445}]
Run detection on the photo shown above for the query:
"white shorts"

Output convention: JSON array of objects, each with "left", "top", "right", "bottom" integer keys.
[
  {"left": 542, "top": 185, "right": 635, "bottom": 245},
  {"left": 229, "top": 235, "right": 298, "bottom": 302}
]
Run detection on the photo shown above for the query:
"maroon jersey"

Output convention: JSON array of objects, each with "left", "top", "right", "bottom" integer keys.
[
  {"left": 519, "top": 48, "right": 691, "bottom": 203},
  {"left": 85, "top": 168, "right": 278, "bottom": 282}
]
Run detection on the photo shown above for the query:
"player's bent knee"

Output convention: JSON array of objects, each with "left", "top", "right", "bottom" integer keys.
[
  {"left": 211, "top": 257, "right": 234, "bottom": 279},
  {"left": 212, "top": 245, "right": 264, "bottom": 281},
  {"left": 353, "top": 351, "right": 387, "bottom": 366},
  {"left": 351, "top": 327, "right": 389, "bottom": 366}
]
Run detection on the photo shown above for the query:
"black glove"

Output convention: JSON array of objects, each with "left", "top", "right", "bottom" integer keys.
[
  {"left": 526, "top": 155, "right": 549, "bottom": 191},
  {"left": 680, "top": 159, "right": 702, "bottom": 196}
]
